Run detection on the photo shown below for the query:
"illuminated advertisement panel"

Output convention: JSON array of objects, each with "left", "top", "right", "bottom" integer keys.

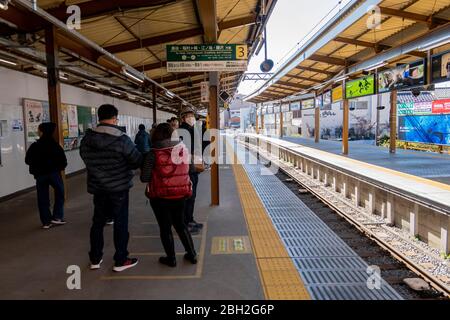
[
  {"left": 378, "top": 60, "right": 425, "bottom": 93},
  {"left": 431, "top": 50, "right": 450, "bottom": 84},
  {"left": 345, "top": 75, "right": 375, "bottom": 99}
]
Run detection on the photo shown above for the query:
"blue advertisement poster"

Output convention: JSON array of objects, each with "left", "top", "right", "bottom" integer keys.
[{"left": 398, "top": 115, "right": 450, "bottom": 146}]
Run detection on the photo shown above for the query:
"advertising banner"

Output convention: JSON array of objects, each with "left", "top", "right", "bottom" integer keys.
[
  {"left": 398, "top": 101, "right": 433, "bottom": 116},
  {"left": 322, "top": 91, "right": 332, "bottom": 110},
  {"left": 432, "top": 99, "right": 450, "bottom": 114},
  {"left": 345, "top": 75, "right": 375, "bottom": 99},
  {"left": 332, "top": 85, "right": 343, "bottom": 102},
  {"left": 431, "top": 50, "right": 450, "bottom": 84},
  {"left": 398, "top": 115, "right": 450, "bottom": 146},
  {"left": 378, "top": 60, "right": 425, "bottom": 93},
  {"left": 302, "top": 99, "right": 315, "bottom": 110}
]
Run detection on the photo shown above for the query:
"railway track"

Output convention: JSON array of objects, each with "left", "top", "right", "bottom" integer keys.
[{"left": 241, "top": 140, "right": 449, "bottom": 299}]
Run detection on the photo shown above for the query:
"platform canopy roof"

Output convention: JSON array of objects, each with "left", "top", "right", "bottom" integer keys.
[
  {"left": 0, "top": 0, "right": 276, "bottom": 113},
  {"left": 245, "top": 0, "right": 450, "bottom": 104}
]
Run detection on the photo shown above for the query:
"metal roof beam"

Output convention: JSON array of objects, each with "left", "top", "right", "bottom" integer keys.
[
  {"left": 379, "top": 6, "right": 449, "bottom": 26},
  {"left": 308, "top": 54, "right": 348, "bottom": 66},
  {"left": 276, "top": 81, "right": 309, "bottom": 90}
]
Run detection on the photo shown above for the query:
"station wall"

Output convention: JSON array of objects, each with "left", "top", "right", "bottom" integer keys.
[{"left": 0, "top": 67, "right": 173, "bottom": 198}]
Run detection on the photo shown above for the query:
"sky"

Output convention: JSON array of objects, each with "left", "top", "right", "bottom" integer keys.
[{"left": 237, "top": 0, "right": 352, "bottom": 97}]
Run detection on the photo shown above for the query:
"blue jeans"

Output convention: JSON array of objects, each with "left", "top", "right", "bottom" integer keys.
[
  {"left": 89, "top": 191, "right": 130, "bottom": 265},
  {"left": 35, "top": 172, "right": 65, "bottom": 225}
]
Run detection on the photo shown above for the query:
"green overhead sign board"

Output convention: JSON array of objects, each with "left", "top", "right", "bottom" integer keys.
[
  {"left": 166, "top": 44, "right": 248, "bottom": 72},
  {"left": 345, "top": 75, "right": 375, "bottom": 99}
]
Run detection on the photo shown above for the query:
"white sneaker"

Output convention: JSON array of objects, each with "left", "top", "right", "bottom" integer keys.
[
  {"left": 90, "top": 259, "right": 103, "bottom": 270},
  {"left": 42, "top": 224, "right": 52, "bottom": 229},
  {"left": 51, "top": 219, "right": 67, "bottom": 225},
  {"left": 106, "top": 220, "right": 114, "bottom": 225}
]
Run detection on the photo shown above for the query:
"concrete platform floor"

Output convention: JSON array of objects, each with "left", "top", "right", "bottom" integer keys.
[
  {"left": 0, "top": 166, "right": 264, "bottom": 300},
  {"left": 282, "top": 137, "right": 450, "bottom": 184}
]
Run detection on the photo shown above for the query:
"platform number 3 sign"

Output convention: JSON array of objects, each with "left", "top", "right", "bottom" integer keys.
[{"left": 236, "top": 45, "right": 248, "bottom": 60}]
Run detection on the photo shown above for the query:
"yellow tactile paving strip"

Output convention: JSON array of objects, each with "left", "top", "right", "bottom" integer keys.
[{"left": 229, "top": 147, "right": 311, "bottom": 300}]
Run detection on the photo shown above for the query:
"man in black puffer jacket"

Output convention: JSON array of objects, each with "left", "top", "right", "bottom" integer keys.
[{"left": 80, "top": 104, "right": 142, "bottom": 273}]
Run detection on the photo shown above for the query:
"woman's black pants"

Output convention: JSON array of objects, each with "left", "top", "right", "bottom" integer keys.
[{"left": 150, "top": 198, "right": 196, "bottom": 258}]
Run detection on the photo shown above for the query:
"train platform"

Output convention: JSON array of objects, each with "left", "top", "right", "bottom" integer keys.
[
  {"left": 0, "top": 136, "right": 415, "bottom": 301},
  {"left": 281, "top": 137, "right": 450, "bottom": 185}
]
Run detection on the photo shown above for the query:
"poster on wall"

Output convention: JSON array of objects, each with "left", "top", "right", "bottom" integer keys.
[
  {"left": 23, "top": 99, "right": 50, "bottom": 146},
  {"left": 378, "top": 60, "right": 425, "bottom": 93},
  {"left": 398, "top": 115, "right": 450, "bottom": 146},
  {"left": 431, "top": 50, "right": 450, "bottom": 84},
  {"left": 67, "top": 105, "right": 79, "bottom": 138},
  {"left": 11, "top": 119, "right": 23, "bottom": 132},
  {"left": 345, "top": 75, "right": 375, "bottom": 99}
]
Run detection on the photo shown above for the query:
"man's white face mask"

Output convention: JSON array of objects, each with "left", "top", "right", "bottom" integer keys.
[{"left": 186, "top": 116, "right": 196, "bottom": 127}]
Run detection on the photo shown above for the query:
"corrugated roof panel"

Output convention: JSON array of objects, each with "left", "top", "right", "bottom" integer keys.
[
  {"left": 403, "top": 0, "right": 450, "bottom": 15},
  {"left": 79, "top": 17, "right": 134, "bottom": 46},
  {"left": 358, "top": 16, "right": 416, "bottom": 43},
  {"left": 217, "top": 0, "right": 258, "bottom": 22}
]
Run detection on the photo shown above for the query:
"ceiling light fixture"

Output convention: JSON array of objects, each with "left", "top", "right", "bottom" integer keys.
[
  {"left": 363, "top": 61, "right": 387, "bottom": 72},
  {"left": 0, "top": 58, "right": 17, "bottom": 66},
  {"left": 84, "top": 82, "right": 98, "bottom": 90},
  {"left": 122, "top": 68, "right": 144, "bottom": 83}
]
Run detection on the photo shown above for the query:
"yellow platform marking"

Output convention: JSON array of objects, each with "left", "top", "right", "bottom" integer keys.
[
  {"left": 228, "top": 143, "right": 310, "bottom": 300},
  {"left": 101, "top": 224, "right": 207, "bottom": 281},
  {"left": 211, "top": 236, "right": 253, "bottom": 255}
]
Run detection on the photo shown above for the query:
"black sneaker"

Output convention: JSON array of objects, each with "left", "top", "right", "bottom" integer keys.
[
  {"left": 113, "top": 258, "right": 139, "bottom": 272},
  {"left": 188, "top": 225, "right": 200, "bottom": 235},
  {"left": 184, "top": 253, "right": 198, "bottom": 265},
  {"left": 51, "top": 219, "right": 67, "bottom": 225},
  {"left": 159, "top": 256, "right": 177, "bottom": 268},
  {"left": 192, "top": 221, "right": 204, "bottom": 229}
]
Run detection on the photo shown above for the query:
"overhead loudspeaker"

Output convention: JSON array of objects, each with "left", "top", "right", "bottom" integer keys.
[{"left": 260, "top": 59, "right": 274, "bottom": 73}]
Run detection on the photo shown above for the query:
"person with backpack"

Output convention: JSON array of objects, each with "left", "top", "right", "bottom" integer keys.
[
  {"left": 140, "top": 123, "right": 197, "bottom": 268},
  {"left": 80, "top": 104, "right": 142, "bottom": 273},
  {"left": 25, "top": 122, "right": 67, "bottom": 229},
  {"left": 134, "top": 124, "right": 151, "bottom": 154}
]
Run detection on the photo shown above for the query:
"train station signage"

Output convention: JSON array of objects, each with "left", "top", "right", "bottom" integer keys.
[
  {"left": 345, "top": 75, "right": 375, "bottom": 99},
  {"left": 378, "top": 60, "right": 425, "bottom": 93},
  {"left": 166, "top": 44, "right": 248, "bottom": 72}
]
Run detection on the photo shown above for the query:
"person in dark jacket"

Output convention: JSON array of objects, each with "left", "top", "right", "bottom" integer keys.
[
  {"left": 80, "top": 104, "right": 142, "bottom": 273},
  {"left": 25, "top": 122, "right": 67, "bottom": 229},
  {"left": 134, "top": 124, "right": 151, "bottom": 154},
  {"left": 178, "top": 107, "right": 203, "bottom": 235},
  {"left": 141, "top": 123, "right": 197, "bottom": 267}
]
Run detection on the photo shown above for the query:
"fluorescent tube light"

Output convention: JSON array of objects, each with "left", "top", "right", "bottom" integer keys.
[
  {"left": 363, "top": 61, "right": 387, "bottom": 72},
  {"left": 333, "top": 75, "right": 348, "bottom": 83},
  {"left": 84, "top": 82, "right": 98, "bottom": 90},
  {"left": 0, "top": 58, "right": 17, "bottom": 66},
  {"left": 123, "top": 68, "right": 144, "bottom": 83}
]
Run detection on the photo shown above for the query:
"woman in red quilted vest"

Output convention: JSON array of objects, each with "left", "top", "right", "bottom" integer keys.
[{"left": 140, "top": 123, "right": 197, "bottom": 267}]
